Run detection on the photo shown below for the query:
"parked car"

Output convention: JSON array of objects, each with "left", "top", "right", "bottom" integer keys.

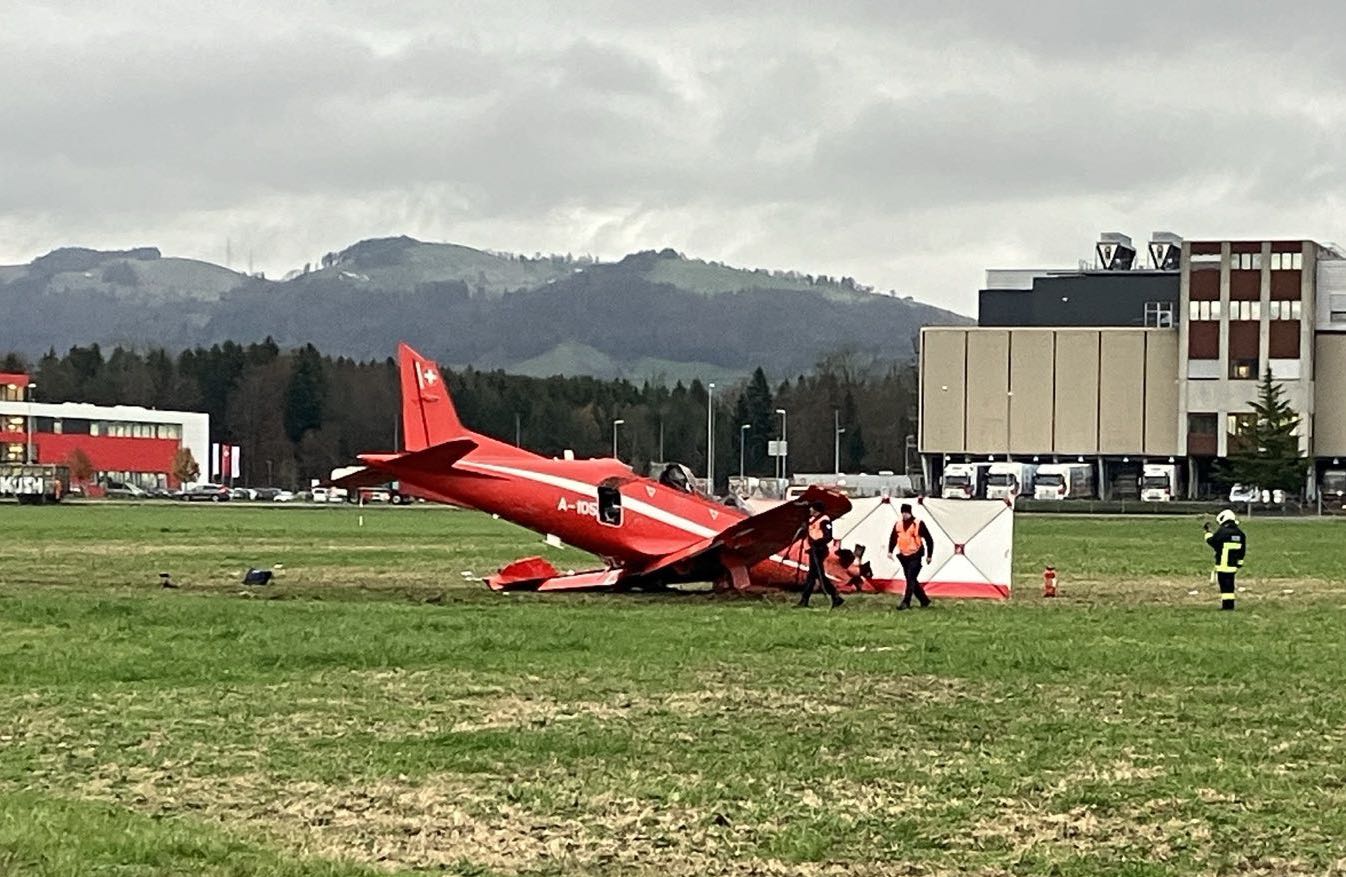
[
  {"left": 1228, "top": 484, "right": 1288, "bottom": 505},
  {"left": 272, "top": 489, "right": 296, "bottom": 502},
  {"left": 104, "top": 479, "right": 148, "bottom": 499},
  {"left": 182, "top": 483, "right": 230, "bottom": 502},
  {"left": 358, "top": 487, "right": 392, "bottom": 504},
  {"left": 230, "top": 487, "right": 257, "bottom": 501},
  {"left": 252, "top": 487, "right": 280, "bottom": 501}
]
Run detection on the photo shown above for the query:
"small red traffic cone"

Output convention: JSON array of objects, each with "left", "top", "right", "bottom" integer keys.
[{"left": 1042, "top": 565, "right": 1057, "bottom": 598}]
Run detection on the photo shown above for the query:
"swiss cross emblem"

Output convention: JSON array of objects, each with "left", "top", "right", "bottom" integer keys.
[{"left": 421, "top": 367, "right": 438, "bottom": 385}]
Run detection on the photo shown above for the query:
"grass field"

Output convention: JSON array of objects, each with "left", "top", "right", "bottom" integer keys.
[{"left": 2, "top": 505, "right": 1346, "bottom": 876}]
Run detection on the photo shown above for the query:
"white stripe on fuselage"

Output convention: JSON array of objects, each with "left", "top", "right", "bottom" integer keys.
[
  {"left": 460, "top": 460, "right": 822, "bottom": 580},
  {"left": 462, "top": 461, "right": 720, "bottom": 540}
]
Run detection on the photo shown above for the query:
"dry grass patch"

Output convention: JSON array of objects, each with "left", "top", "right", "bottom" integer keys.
[{"left": 63, "top": 764, "right": 962, "bottom": 876}]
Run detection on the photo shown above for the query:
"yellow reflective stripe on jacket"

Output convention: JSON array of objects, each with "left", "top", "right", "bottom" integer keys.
[{"left": 1215, "top": 543, "right": 1241, "bottom": 573}]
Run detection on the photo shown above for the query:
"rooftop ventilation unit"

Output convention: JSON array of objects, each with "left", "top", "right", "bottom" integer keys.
[
  {"left": 1149, "top": 231, "right": 1182, "bottom": 270},
  {"left": 1096, "top": 232, "right": 1135, "bottom": 271}
]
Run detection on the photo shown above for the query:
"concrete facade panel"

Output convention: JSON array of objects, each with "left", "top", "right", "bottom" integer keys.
[
  {"left": 1098, "top": 333, "right": 1146, "bottom": 454},
  {"left": 1008, "top": 331, "right": 1055, "bottom": 454},
  {"left": 964, "top": 330, "right": 1011, "bottom": 454},
  {"left": 1144, "top": 332, "right": 1180, "bottom": 455},
  {"left": 919, "top": 329, "right": 967, "bottom": 454},
  {"left": 1053, "top": 331, "right": 1100, "bottom": 454},
  {"left": 1316, "top": 335, "right": 1346, "bottom": 457}
]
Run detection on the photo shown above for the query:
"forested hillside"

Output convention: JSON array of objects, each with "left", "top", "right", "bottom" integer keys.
[{"left": 1, "top": 342, "right": 918, "bottom": 490}]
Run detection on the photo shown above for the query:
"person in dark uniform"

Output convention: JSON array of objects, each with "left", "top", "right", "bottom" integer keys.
[
  {"left": 1204, "top": 509, "right": 1247, "bottom": 611},
  {"left": 798, "top": 501, "right": 843, "bottom": 608},
  {"left": 888, "top": 503, "right": 936, "bottom": 610}
]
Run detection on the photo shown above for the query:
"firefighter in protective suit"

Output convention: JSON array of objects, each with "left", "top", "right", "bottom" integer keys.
[{"left": 1204, "top": 509, "right": 1246, "bottom": 611}]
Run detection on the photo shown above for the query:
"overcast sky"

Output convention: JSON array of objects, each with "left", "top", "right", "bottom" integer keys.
[{"left": 5, "top": 0, "right": 1346, "bottom": 314}]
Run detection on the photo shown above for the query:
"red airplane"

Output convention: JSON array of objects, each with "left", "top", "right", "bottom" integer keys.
[{"left": 337, "top": 343, "right": 852, "bottom": 593}]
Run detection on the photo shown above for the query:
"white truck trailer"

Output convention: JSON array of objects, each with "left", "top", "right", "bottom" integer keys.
[
  {"left": 1139, "top": 463, "right": 1181, "bottom": 502},
  {"left": 985, "top": 462, "right": 1036, "bottom": 501},
  {"left": 1032, "top": 463, "right": 1094, "bottom": 500},
  {"left": 941, "top": 462, "right": 992, "bottom": 499}
]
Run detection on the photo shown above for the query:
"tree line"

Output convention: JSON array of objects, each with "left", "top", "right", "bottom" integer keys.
[{"left": 2, "top": 342, "right": 919, "bottom": 490}]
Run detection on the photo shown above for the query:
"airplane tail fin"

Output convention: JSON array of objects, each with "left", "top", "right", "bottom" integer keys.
[{"left": 399, "top": 343, "right": 466, "bottom": 452}]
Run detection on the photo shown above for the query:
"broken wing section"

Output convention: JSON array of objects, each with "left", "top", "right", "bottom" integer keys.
[
  {"left": 633, "top": 485, "right": 851, "bottom": 579},
  {"left": 487, "top": 557, "right": 628, "bottom": 592}
]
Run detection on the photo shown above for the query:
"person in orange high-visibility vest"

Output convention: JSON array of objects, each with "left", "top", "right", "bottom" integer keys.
[
  {"left": 798, "top": 501, "right": 843, "bottom": 609},
  {"left": 888, "top": 503, "right": 936, "bottom": 610}
]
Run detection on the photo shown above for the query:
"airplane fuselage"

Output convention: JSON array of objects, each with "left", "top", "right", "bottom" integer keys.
[{"left": 391, "top": 435, "right": 807, "bottom": 586}]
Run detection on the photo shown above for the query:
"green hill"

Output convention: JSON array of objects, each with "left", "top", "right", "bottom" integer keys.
[
  {"left": 300, "top": 236, "right": 577, "bottom": 295},
  {"left": 1, "top": 237, "right": 970, "bottom": 379}
]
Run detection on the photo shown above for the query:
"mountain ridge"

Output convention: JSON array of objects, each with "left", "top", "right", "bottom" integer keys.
[{"left": 0, "top": 236, "right": 970, "bottom": 380}]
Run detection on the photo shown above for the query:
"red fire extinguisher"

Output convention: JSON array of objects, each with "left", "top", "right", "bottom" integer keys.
[{"left": 1042, "top": 565, "right": 1057, "bottom": 598}]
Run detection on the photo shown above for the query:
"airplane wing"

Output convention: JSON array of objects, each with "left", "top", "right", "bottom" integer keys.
[
  {"left": 633, "top": 485, "right": 851, "bottom": 577},
  {"left": 328, "top": 464, "right": 397, "bottom": 490},
  {"left": 355, "top": 438, "right": 478, "bottom": 478},
  {"left": 487, "top": 557, "right": 628, "bottom": 591}
]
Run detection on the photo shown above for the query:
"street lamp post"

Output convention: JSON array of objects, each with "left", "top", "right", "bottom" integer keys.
[
  {"left": 612, "top": 418, "right": 625, "bottom": 460},
  {"left": 706, "top": 383, "right": 716, "bottom": 491},
  {"left": 775, "top": 408, "right": 787, "bottom": 481},
  {"left": 739, "top": 423, "right": 750, "bottom": 485},
  {"left": 833, "top": 409, "right": 845, "bottom": 476},
  {"left": 26, "top": 382, "right": 37, "bottom": 464}
]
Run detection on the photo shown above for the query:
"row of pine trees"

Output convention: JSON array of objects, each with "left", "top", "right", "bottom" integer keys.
[{"left": 3, "top": 343, "right": 919, "bottom": 489}]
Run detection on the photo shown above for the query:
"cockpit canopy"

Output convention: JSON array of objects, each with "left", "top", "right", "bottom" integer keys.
[{"left": 658, "top": 462, "right": 696, "bottom": 494}]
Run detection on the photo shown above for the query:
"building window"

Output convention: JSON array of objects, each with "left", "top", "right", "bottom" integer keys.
[
  {"left": 1145, "top": 301, "right": 1175, "bottom": 327},
  {"left": 1227, "top": 413, "right": 1257, "bottom": 435},
  {"left": 1230, "top": 300, "right": 1261, "bottom": 321},
  {"left": 1230, "top": 357, "right": 1259, "bottom": 380},
  {"left": 2, "top": 416, "right": 24, "bottom": 433},
  {"left": 1, "top": 385, "right": 22, "bottom": 402},
  {"left": 2, "top": 443, "right": 23, "bottom": 462},
  {"left": 1270, "top": 252, "right": 1303, "bottom": 270},
  {"left": 1190, "top": 300, "right": 1223, "bottom": 321},
  {"left": 1267, "top": 300, "right": 1302, "bottom": 320},
  {"left": 1227, "top": 412, "right": 1258, "bottom": 452},
  {"left": 1232, "top": 252, "right": 1262, "bottom": 270},
  {"left": 1188, "top": 413, "right": 1219, "bottom": 435},
  {"left": 156, "top": 424, "right": 181, "bottom": 440}
]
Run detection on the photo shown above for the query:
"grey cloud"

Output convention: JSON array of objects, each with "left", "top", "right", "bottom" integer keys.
[{"left": 6, "top": 0, "right": 1346, "bottom": 313}]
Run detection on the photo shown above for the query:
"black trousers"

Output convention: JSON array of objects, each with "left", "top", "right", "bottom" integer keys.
[
  {"left": 800, "top": 545, "right": 839, "bottom": 604},
  {"left": 899, "top": 553, "right": 931, "bottom": 608},
  {"left": 1217, "top": 571, "right": 1236, "bottom": 609}
]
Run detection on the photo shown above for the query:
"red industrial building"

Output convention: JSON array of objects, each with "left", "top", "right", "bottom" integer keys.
[{"left": 1, "top": 372, "right": 210, "bottom": 490}]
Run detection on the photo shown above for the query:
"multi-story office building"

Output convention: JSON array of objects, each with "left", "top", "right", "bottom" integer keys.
[{"left": 920, "top": 233, "right": 1346, "bottom": 497}]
